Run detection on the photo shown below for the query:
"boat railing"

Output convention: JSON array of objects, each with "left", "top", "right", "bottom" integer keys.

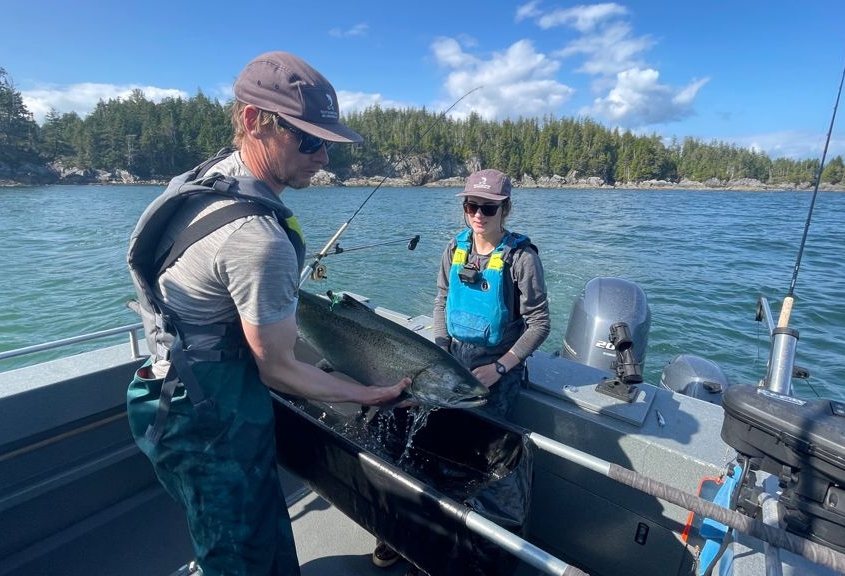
[{"left": 0, "top": 322, "right": 145, "bottom": 362}]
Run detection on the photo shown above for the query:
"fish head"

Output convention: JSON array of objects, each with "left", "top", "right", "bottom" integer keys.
[{"left": 408, "top": 364, "right": 489, "bottom": 409}]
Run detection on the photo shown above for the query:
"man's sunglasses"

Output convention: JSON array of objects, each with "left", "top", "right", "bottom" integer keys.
[
  {"left": 463, "top": 201, "right": 502, "bottom": 217},
  {"left": 276, "top": 116, "right": 333, "bottom": 154}
]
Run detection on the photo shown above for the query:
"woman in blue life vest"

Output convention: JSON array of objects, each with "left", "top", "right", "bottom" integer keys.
[
  {"left": 372, "top": 169, "right": 551, "bottom": 576},
  {"left": 434, "top": 168, "right": 551, "bottom": 417}
]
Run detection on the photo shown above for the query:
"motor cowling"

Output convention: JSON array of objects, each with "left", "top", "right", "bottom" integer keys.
[
  {"left": 660, "top": 354, "right": 730, "bottom": 405},
  {"left": 561, "top": 277, "right": 651, "bottom": 373}
]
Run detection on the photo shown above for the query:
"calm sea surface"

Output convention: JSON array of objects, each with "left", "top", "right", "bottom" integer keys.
[{"left": 1, "top": 184, "right": 843, "bottom": 401}]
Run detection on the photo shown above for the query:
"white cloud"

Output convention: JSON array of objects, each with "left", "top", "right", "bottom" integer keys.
[
  {"left": 336, "top": 90, "right": 412, "bottom": 114},
  {"left": 22, "top": 83, "right": 187, "bottom": 125},
  {"left": 515, "top": 1, "right": 542, "bottom": 22},
  {"left": 21, "top": 80, "right": 406, "bottom": 126},
  {"left": 431, "top": 37, "right": 479, "bottom": 69},
  {"left": 520, "top": 2, "right": 707, "bottom": 131},
  {"left": 738, "top": 130, "right": 845, "bottom": 160},
  {"left": 431, "top": 37, "right": 575, "bottom": 121},
  {"left": 586, "top": 68, "right": 709, "bottom": 126},
  {"left": 556, "top": 21, "right": 653, "bottom": 76},
  {"left": 329, "top": 23, "right": 369, "bottom": 38},
  {"left": 536, "top": 2, "right": 629, "bottom": 33}
]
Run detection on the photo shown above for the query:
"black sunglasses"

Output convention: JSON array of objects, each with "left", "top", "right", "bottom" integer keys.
[
  {"left": 463, "top": 201, "right": 502, "bottom": 217},
  {"left": 276, "top": 116, "right": 333, "bottom": 154}
]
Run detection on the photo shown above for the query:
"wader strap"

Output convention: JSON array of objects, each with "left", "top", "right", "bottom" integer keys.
[
  {"left": 187, "top": 348, "right": 249, "bottom": 362},
  {"left": 145, "top": 332, "right": 216, "bottom": 444},
  {"left": 155, "top": 201, "right": 274, "bottom": 276},
  {"left": 145, "top": 374, "right": 178, "bottom": 444}
]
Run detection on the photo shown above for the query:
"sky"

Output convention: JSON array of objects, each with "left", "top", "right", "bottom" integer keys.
[{"left": 3, "top": 0, "right": 845, "bottom": 161}]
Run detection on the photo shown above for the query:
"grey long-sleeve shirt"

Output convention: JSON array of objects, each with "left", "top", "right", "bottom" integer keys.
[{"left": 433, "top": 233, "right": 551, "bottom": 361}]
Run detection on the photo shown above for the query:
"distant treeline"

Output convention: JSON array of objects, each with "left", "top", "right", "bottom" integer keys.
[{"left": 2, "top": 66, "right": 843, "bottom": 185}]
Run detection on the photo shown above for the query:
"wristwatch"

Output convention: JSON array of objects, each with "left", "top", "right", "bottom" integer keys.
[{"left": 494, "top": 361, "right": 508, "bottom": 375}]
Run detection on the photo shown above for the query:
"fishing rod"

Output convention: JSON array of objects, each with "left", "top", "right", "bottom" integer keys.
[
  {"left": 762, "top": 62, "right": 845, "bottom": 394},
  {"left": 777, "top": 62, "right": 845, "bottom": 329},
  {"left": 299, "top": 87, "right": 482, "bottom": 287},
  {"left": 304, "top": 235, "right": 420, "bottom": 281},
  {"left": 306, "top": 235, "right": 420, "bottom": 260}
]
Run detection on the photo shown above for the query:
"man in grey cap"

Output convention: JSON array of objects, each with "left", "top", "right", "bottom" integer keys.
[{"left": 126, "top": 51, "right": 409, "bottom": 576}]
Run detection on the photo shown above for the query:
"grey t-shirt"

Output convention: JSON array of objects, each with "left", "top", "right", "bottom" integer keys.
[{"left": 151, "top": 152, "right": 299, "bottom": 374}]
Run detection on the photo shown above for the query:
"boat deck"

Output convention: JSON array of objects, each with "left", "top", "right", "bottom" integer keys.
[
  {"left": 0, "top": 467, "right": 421, "bottom": 576},
  {"left": 2, "top": 305, "right": 843, "bottom": 576},
  {"left": 0, "top": 340, "right": 427, "bottom": 576}
]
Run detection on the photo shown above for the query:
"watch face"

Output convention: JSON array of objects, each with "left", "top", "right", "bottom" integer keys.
[{"left": 496, "top": 362, "right": 506, "bottom": 374}]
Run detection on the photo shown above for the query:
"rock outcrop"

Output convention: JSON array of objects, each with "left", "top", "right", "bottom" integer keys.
[{"left": 1, "top": 155, "right": 841, "bottom": 191}]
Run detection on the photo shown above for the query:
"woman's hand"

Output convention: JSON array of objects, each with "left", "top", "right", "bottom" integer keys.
[{"left": 471, "top": 364, "right": 501, "bottom": 388}]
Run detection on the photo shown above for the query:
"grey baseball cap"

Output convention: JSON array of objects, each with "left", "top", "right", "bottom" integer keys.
[
  {"left": 234, "top": 51, "right": 363, "bottom": 143},
  {"left": 456, "top": 169, "right": 512, "bottom": 200}
]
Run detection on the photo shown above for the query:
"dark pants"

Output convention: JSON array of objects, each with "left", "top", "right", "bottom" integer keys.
[
  {"left": 450, "top": 340, "right": 525, "bottom": 418},
  {"left": 449, "top": 339, "right": 526, "bottom": 575},
  {"left": 127, "top": 359, "right": 300, "bottom": 576}
]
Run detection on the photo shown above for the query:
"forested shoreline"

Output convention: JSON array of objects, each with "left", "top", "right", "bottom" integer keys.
[{"left": 2, "top": 67, "right": 843, "bottom": 190}]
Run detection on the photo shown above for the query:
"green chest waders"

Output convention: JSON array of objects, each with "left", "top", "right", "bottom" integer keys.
[
  {"left": 127, "top": 360, "right": 300, "bottom": 576},
  {"left": 126, "top": 153, "right": 308, "bottom": 575}
]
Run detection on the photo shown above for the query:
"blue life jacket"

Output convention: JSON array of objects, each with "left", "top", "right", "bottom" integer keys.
[
  {"left": 446, "top": 228, "right": 531, "bottom": 347},
  {"left": 127, "top": 149, "right": 305, "bottom": 442}
]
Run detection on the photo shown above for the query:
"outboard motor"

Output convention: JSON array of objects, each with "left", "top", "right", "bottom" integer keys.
[
  {"left": 660, "top": 354, "right": 730, "bottom": 406},
  {"left": 561, "top": 277, "right": 651, "bottom": 373}
]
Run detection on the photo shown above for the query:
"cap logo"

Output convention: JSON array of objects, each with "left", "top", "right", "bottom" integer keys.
[
  {"left": 319, "top": 90, "right": 338, "bottom": 121},
  {"left": 473, "top": 177, "right": 491, "bottom": 190}
]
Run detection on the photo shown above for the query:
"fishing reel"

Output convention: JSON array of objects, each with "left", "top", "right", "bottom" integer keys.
[
  {"left": 309, "top": 263, "right": 328, "bottom": 281},
  {"left": 303, "top": 235, "right": 421, "bottom": 286}
]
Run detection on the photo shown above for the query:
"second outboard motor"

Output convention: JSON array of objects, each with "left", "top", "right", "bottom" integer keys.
[
  {"left": 660, "top": 354, "right": 730, "bottom": 405},
  {"left": 561, "top": 277, "right": 651, "bottom": 373}
]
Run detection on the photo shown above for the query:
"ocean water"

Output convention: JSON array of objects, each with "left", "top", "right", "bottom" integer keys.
[{"left": 1, "top": 184, "right": 843, "bottom": 401}]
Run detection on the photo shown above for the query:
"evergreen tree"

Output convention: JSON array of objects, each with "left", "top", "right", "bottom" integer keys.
[
  {"left": 40, "top": 109, "right": 75, "bottom": 161},
  {"left": 821, "top": 155, "right": 844, "bottom": 184},
  {"left": 0, "top": 68, "right": 41, "bottom": 164},
  {"left": 0, "top": 63, "right": 838, "bottom": 189}
]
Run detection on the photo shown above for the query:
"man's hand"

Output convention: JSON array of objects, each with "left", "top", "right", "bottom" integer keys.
[{"left": 362, "top": 377, "right": 411, "bottom": 407}]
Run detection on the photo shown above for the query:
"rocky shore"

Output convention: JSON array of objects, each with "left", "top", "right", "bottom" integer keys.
[
  {"left": 2, "top": 161, "right": 842, "bottom": 192},
  {"left": 312, "top": 171, "right": 843, "bottom": 192}
]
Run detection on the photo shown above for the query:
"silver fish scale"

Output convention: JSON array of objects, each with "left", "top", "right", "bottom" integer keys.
[{"left": 296, "top": 291, "right": 488, "bottom": 408}]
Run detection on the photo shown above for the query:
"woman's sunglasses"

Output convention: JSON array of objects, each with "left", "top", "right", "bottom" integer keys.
[
  {"left": 277, "top": 116, "right": 334, "bottom": 154},
  {"left": 463, "top": 201, "right": 502, "bottom": 217}
]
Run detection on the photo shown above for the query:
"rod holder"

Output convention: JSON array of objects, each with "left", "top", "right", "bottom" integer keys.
[{"left": 764, "top": 327, "right": 799, "bottom": 395}]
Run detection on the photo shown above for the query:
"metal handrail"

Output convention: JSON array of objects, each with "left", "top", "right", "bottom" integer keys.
[{"left": 0, "top": 323, "right": 145, "bottom": 361}]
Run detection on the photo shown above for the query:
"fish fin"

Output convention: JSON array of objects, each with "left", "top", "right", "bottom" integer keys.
[
  {"left": 376, "top": 390, "right": 414, "bottom": 411},
  {"left": 323, "top": 290, "right": 371, "bottom": 313},
  {"left": 338, "top": 293, "right": 375, "bottom": 313},
  {"left": 315, "top": 358, "right": 335, "bottom": 373}
]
